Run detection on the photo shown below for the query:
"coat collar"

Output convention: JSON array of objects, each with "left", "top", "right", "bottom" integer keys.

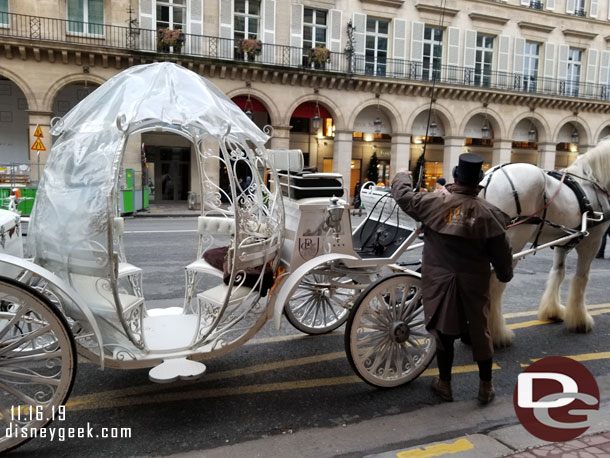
[{"left": 446, "top": 183, "right": 480, "bottom": 196}]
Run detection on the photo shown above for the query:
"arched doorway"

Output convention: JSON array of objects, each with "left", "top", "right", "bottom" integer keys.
[
  {"left": 52, "top": 82, "right": 100, "bottom": 117},
  {"left": 288, "top": 100, "right": 335, "bottom": 171},
  {"left": 598, "top": 126, "right": 610, "bottom": 143},
  {"left": 410, "top": 110, "right": 446, "bottom": 190},
  {"left": 0, "top": 77, "right": 30, "bottom": 164},
  {"left": 352, "top": 104, "right": 392, "bottom": 192},
  {"left": 511, "top": 118, "right": 539, "bottom": 165},
  {"left": 555, "top": 122, "right": 581, "bottom": 168},
  {"left": 463, "top": 113, "right": 493, "bottom": 170}
]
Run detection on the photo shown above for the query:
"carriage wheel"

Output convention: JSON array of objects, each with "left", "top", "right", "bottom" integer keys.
[
  {"left": 345, "top": 273, "right": 436, "bottom": 388},
  {"left": 0, "top": 277, "right": 77, "bottom": 454},
  {"left": 284, "top": 268, "right": 357, "bottom": 335}
]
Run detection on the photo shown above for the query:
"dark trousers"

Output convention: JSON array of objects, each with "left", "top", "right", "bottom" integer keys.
[{"left": 436, "top": 333, "right": 492, "bottom": 382}]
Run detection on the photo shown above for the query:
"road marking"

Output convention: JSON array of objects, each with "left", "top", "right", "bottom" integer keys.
[
  {"left": 508, "top": 307, "right": 610, "bottom": 330},
  {"left": 66, "top": 363, "right": 500, "bottom": 412},
  {"left": 503, "top": 303, "right": 610, "bottom": 319},
  {"left": 124, "top": 229, "right": 197, "bottom": 234},
  {"left": 396, "top": 438, "right": 474, "bottom": 457},
  {"left": 63, "top": 304, "right": 610, "bottom": 412}
]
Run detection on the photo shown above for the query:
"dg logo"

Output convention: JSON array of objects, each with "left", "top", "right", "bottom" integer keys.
[{"left": 513, "top": 356, "right": 600, "bottom": 442}]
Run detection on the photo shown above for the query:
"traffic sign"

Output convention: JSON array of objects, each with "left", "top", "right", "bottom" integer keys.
[
  {"left": 33, "top": 125, "right": 44, "bottom": 138},
  {"left": 31, "top": 138, "right": 46, "bottom": 151}
]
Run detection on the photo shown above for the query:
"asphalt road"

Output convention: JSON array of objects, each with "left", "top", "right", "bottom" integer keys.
[{"left": 11, "top": 216, "right": 610, "bottom": 458}]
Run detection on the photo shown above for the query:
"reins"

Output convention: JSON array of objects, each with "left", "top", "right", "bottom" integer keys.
[{"left": 507, "top": 171, "right": 567, "bottom": 228}]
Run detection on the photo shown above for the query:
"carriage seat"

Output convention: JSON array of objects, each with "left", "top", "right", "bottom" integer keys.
[
  {"left": 268, "top": 149, "right": 345, "bottom": 200},
  {"left": 186, "top": 216, "right": 236, "bottom": 277}
]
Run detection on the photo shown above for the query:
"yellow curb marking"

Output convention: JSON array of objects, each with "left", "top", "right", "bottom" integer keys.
[
  {"left": 503, "top": 303, "right": 610, "bottom": 319},
  {"left": 396, "top": 438, "right": 474, "bottom": 457}
]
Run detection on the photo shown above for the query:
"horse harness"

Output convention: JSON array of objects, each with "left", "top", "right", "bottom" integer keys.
[{"left": 483, "top": 164, "right": 610, "bottom": 250}]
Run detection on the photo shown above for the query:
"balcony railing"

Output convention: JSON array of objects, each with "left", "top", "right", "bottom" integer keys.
[
  {"left": 1, "top": 11, "right": 610, "bottom": 103},
  {"left": 528, "top": 0, "right": 543, "bottom": 10}
]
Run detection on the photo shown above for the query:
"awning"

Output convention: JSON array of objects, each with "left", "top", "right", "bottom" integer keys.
[{"left": 291, "top": 101, "right": 332, "bottom": 119}]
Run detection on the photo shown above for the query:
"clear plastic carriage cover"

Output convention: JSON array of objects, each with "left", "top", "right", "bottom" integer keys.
[{"left": 28, "top": 62, "right": 270, "bottom": 277}]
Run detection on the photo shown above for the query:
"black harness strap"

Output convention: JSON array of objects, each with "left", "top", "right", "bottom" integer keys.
[
  {"left": 500, "top": 165, "right": 522, "bottom": 216},
  {"left": 547, "top": 170, "right": 593, "bottom": 215}
]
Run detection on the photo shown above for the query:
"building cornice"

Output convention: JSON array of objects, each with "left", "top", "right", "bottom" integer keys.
[
  {"left": 415, "top": 4, "right": 460, "bottom": 17},
  {"left": 518, "top": 21, "right": 555, "bottom": 33},
  {"left": 2, "top": 39, "right": 610, "bottom": 115},
  {"left": 562, "top": 29, "right": 598, "bottom": 40},
  {"left": 360, "top": 0, "right": 405, "bottom": 7},
  {"left": 468, "top": 13, "right": 510, "bottom": 25}
]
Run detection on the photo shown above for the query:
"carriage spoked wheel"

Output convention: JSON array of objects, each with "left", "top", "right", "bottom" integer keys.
[
  {"left": 284, "top": 268, "right": 358, "bottom": 335},
  {"left": 345, "top": 273, "right": 436, "bottom": 388},
  {"left": 0, "top": 277, "right": 77, "bottom": 454}
]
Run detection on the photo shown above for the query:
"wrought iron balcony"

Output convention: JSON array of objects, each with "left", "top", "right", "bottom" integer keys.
[
  {"left": 1, "top": 11, "right": 609, "bottom": 104},
  {"left": 528, "top": 0, "right": 543, "bottom": 10},
  {"left": 574, "top": 7, "right": 586, "bottom": 16}
]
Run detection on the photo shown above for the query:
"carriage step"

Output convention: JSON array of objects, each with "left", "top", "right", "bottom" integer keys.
[{"left": 148, "top": 358, "right": 207, "bottom": 384}]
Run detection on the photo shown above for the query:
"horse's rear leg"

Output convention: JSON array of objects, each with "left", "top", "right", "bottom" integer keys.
[
  {"left": 564, "top": 240, "right": 598, "bottom": 333},
  {"left": 538, "top": 247, "right": 568, "bottom": 321},
  {"left": 490, "top": 274, "right": 514, "bottom": 347}
]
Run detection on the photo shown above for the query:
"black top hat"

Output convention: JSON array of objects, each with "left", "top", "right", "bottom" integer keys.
[{"left": 452, "top": 153, "right": 484, "bottom": 186}]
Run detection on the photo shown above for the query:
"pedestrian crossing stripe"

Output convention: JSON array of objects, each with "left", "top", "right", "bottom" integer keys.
[
  {"left": 33, "top": 124, "right": 44, "bottom": 137},
  {"left": 31, "top": 138, "right": 46, "bottom": 151}
]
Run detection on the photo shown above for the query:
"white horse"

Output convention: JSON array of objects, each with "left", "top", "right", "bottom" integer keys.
[{"left": 482, "top": 138, "right": 610, "bottom": 346}]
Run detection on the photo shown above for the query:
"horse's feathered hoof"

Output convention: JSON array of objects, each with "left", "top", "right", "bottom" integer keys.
[
  {"left": 565, "top": 313, "right": 594, "bottom": 333},
  {"left": 538, "top": 304, "right": 566, "bottom": 322},
  {"left": 492, "top": 327, "right": 515, "bottom": 348}
]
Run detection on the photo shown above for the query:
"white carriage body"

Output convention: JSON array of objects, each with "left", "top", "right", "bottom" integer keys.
[
  {"left": 0, "top": 209, "right": 23, "bottom": 278},
  {"left": 1, "top": 63, "right": 284, "bottom": 374}
]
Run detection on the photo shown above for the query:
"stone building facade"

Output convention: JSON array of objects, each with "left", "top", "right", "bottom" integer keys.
[{"left": 1, "top": 0, "right": 610, "bottom": 199}]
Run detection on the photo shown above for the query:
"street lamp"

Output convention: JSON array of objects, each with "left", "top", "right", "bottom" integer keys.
[
  {"left": 571, "top": 127, "right": 579, "bottom": 144},
  {"left": 481, "top": 118, "right": 490, "bottom": 140},
  {"left": 244, "top": 82, "right": 254, "bottom": 120},
  {"left": 312, "top": 100, "right": 322, "bottom": 132},
  {"left": 429, "top": 114, "right": 438, "bottom": 137},
  {"left": 528, "top": 122, "right": 536, "bottom": 142}
]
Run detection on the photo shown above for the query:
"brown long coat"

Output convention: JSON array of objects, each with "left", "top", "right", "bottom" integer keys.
[{"left": 391, "top": 173, "right": 513, "bottom": 361}]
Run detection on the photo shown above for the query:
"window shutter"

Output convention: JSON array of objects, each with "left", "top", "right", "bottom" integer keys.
[
  {"left": 557, "top": 44, "right": 569, "bottom": 80},
  {"left": 410, "top": 21, "right": 424, "bottom": 79},
  {"left": 138, "top": 0, "right": 154, "bottom": 51},
  {"left": 546, "top": 0, "right": 556, "bottom": 11},
  {"left": 219, "top": 0, "right": 233, "bottom": 58},
  {"left": 585, "top": 48, "right": 599, "bottom": 96},
  {"left": 513, "top": 37, "right": 525, "bottom": 74},
  {"left": 557, "top": 44, "right": 569, "bottom": 94},
  {"left": 590, "top": 0, "right": 599, "bottom": 17},
  {"left": 497, "top": 35, "right": 510, "bottom": 88},
  {"left": 187, "top": 0, "right": 204, "bottom": 54},
  {"left": 393, "top": 18, "right": 408, "bottom": 77},
  {"left": 328, "top": 9, "right": 342, "bottom": 71},
  {"left": 290, "top": 3, "right": 303, "bottom": 66},
  {"left": 600, "top": 51, "right": 610, "bottom": 85},
  {"left": 262, "top": 0, "right": 275, "bottom": 61},
  {"left": 329, "top": 10, "right": 342, "bottom": 53},
  {"left": 543, "top": 42, "right": 555, "bottom": 92},
  {"left": 463, "top": 29, "right": 475, "bottom": 68},
  {"left": 448, "top": 27, "right": 460, "bottom": 67},
  {"left": 352, "top": 12, "right": 366, "bottom": 73},
  {"left": 600, "top": 51, "right": 610, "bottom": 99},
  {"left": 566, "top": 0, "right": 575, "bottom": 14}
]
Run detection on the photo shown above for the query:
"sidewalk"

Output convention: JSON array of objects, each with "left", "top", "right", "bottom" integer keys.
[{"left": 135, "top": 202, "right": 200, "bottom": 217}]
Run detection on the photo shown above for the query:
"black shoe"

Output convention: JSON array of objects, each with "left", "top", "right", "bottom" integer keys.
[{"left": 596, "top": 255, "right": 604, "bottom": 259}]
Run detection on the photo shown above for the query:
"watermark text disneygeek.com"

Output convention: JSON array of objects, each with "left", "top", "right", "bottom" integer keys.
[{"left": 5, "top": 423, "right": 132, "bottom": 441}]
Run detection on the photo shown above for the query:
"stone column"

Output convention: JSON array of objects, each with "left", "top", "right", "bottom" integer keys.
[
  {"left": 492, "top": 138, "right": 512, "bottom": 166},
  {"left": 269, "top": 125, "right": 292, "bottom": 150},
  {"left": 537, "top": 142, "right": 556, "bottom": 170},
  {"left": 390, "top": 133, "right": 411, "bottom": 177},
  {"left": 443, "top": 136, "right": 465, "bottom": 183},
  {"left": 333, "top": 130, "right": 353, "bottom": 196},
  {"left": 27, "top": 111, "right": 54, "bottom": 184}
]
